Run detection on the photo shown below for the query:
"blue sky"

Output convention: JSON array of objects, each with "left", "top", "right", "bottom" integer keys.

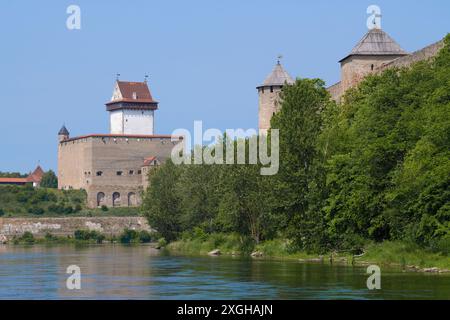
[{"left": 0, "top": 0, "right": 449, "bottom": 172}]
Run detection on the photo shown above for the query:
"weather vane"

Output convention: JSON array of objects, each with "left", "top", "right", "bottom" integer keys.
[
  {"left": 144, "top": 74, "right": 149, "bottom": 83},
  {"left": 116, "top": 73, "right": 121, "bottom": 80},
  {"left": 277, "top": 54, "right": 283, "bottom": 64}
]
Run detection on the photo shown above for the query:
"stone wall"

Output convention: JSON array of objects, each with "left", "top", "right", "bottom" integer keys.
[
  {"left": 0, "top": 216, "right": 151, "bottom": 242},
  {"left": 258, "top": 86, "right": 283, "bottom": 134},
  {"left": 58, "top": 135, "right": 181, "bottom": 207}
]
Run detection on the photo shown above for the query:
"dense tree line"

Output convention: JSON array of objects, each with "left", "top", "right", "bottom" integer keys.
[{"left": 143, "top": 35, "right": 449, "bottom": 254}]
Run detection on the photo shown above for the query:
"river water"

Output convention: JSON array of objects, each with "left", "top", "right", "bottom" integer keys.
[{"left": 0, "top": 244, "right": 448, "bottom": 299}]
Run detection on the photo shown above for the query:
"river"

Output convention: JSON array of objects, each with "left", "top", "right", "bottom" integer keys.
[{"left": 0, "top": 244, "right": 448, "bottom": 299}]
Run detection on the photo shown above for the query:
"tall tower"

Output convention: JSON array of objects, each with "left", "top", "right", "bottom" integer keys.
[
  {"left": 257, "top": 60, "right": 294, "bottom": 134},
  {"left": 339, "top": 27, "right": 408, "bottom": 93},
  {"left": 106, "top": 80, "right": 159, "bottom": 135}
]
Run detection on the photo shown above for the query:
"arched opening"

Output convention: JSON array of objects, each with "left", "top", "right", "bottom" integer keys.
[
  {"left": 371, "top": 64, "right": 374, "bottom": 71},
  {"left": 112, "top": 192, "right": 121, "bottom": 207},
  {"left": 128, "top": 192, "right": 137, "bottom": 207},
  {"left": 97, "top": 192, "right": 105, "bottom": 207}
]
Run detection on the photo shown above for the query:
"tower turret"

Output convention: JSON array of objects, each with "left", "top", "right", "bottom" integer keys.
[
  {"left": 257, "top": 60, "right": 294, "bottom": 134},
  {"left": 58, "top": 125, "right": 69, "bottom": 142},
  {"left": 339, "top": 27, "right": 408, "bottom": 93},
  {"left": 106, "top": 80, "right": 158, "bottom": 135}
]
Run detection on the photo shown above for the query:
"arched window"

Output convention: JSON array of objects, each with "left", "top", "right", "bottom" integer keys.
[
  {"left": 112, "top": 192, "right": 121, "bottom": 207},
  {"left": 128, "top": 192, "right": 136, "bottom": 207},
  {"left": 371, "top": 64, "right": 374, "bottom": 71},
  {"left": 97, "top": 192, "right": 105, "bottom": 207}
]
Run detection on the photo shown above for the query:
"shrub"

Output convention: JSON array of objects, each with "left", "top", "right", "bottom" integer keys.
[
  {"left": 17, "top": 232, "right": 35, "bottom": 244},
  {"left": 101, "top": 205, "right": 109, "bottom": 212},
  {"left": 138, "top": 230, "right": 152, "bottom": 243},
  {"left": 157, "top": 238, "right": 167, "bottom": 248},
  {"left": 74, "top": 204, "right": 82, "bottom": 212},
  {"left": 28, "top": 206, "right": 44, "bottom": 215},
  {"left": 119, "top": 229, "right": 139, "bottom": 243},
  {"left": 74, "top": 229, "right": 105, "bottom": 243},
  {"left": 0, "top": 208, "right": 4, "bottom": 217}
]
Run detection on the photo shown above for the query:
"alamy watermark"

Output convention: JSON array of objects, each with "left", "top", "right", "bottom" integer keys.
[
  {"left": 66, "top": 5, "right": 81, "bottom": 30},
  {"left": 171, "top": 121, "right": 279, "bottom": 176},
  {"left": 66, "top": 265, "right": 81, "bottom": 290},
  {"left": 366, "top": 265, "right": 381, "bottom": 290}
]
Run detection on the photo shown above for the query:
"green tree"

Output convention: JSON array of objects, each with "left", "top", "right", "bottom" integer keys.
[{"left": 40, "top": 170, "right": 58, "bottom": 188}]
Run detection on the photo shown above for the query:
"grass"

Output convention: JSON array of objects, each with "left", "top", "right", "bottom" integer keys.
[
  {"left": 166, "top": 234, "right": 450, "bottom": 270},
  {"left": 356, "top": 241, "right": 450, "bottom": 269},
  {"left": 0, "top": 185, "right": 141, "bottom": 217}
]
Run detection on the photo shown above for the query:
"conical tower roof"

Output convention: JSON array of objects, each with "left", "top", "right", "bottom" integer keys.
[
  {"left": 258, "top": 61, "right": 294, "bottom": 88},
  {"left": 58, "top": 125, "right": 69, "bottom": 136},
  {"left": 340, "top": 28, "right": 408, "bottom": 62}
]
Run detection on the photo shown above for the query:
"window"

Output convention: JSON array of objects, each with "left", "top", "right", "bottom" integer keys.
[
  {"left": 112, "top": 192, "right": 121, "bottom": 207},
  {"left": 371, "top": 64, "right": 374, "bottom": 71},
  {"left": 116, "top": 171, "right": 123, "bottom": 176},
  {"left": 96, "top": 171, "right": 103, "bottom": 176},
  {"left": 97, "top": 192, "right": 105, "bottom": 207},
  {"left": 270, "top": 86, "right": 273, "bottom": 93},
  {"left": 137, "top": 170, "right": 142, "bottom": 175},
  {"left": 129, "top": 170, "right": 134, "bottom": 175}
]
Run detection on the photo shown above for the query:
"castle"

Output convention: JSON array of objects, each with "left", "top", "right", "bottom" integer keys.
[
  {"left": 58, "top": 24, "right": 444, "bottom": 209},
  {"left": 257, "top": 26, "right": 445, "bottom": 133},
  {"left": 58, "top": 80, "right": 181, "bottom": 208}
]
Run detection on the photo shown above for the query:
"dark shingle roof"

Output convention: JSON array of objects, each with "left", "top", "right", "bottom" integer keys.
[{"left": 58, "top": 125, "right": 69, "bottom": 136}]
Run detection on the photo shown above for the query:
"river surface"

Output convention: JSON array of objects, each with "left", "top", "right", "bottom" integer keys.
[{"left": 0, "top": 244, "right": 448, "bottom": 300}]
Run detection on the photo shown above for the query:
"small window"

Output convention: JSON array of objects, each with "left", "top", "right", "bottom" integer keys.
[
  {"left": 270, "top": 86, "right": 273, "bottom": 93},
  {"left": 371, "top": 64, "right": 374, "bottom": 71},
  {"left": 129, "top": 170, "right": 134, "bottom": 175},
  {"left": 137, "top": 170, "right": 142, "bottom": 175},
  {"left": 96, "top": 171, "right": 103, "bottom": 176},
  {"left": 116, "top": 171, "right": 123, "bottom": 176}
]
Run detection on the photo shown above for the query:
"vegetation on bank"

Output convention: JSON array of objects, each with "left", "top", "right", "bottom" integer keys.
[
  {"left": 142, "top": 35, "right": 450, "bottom": 264},
  {"left": 10, "top": 228, "right": 155, "bottom": 245},
  {"left": 0, "top": 185, "right": 140, "bottom": 217},
  {"left": 165, "top": 234, "right": 450, "bottom": 269}
]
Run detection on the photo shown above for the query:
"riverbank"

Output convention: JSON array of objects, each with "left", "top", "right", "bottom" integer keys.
[{"left": 165, "top": 235, "right": 450, "bottom": 273}]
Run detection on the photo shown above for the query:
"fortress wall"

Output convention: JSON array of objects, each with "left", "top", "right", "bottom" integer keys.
[
  {"left": 58, "top": 138, "right": 92, "bottom": 190},
  {"left": 327, "top": 82, "right": 342, "bottom": 102},
  {"left": 377, "top": 40, "right": 445, "bottom": 71},
  {"left": 0, "top": 216, "right": 151, "bottom": 242}
]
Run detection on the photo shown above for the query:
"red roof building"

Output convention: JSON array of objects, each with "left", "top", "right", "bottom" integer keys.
[{"left": 0, "top": 166, "right": 44, "bottom": 187}]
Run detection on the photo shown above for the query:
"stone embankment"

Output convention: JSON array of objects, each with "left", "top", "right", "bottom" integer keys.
[{"left": 0, "top": 216, "right": 151, "bottom": 243}]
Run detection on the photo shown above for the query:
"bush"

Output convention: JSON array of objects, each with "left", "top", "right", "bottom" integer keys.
[
  {"left": 16, "top": 232, "right": 35, "bottom": 244},
  {"left": 101, "top": 205, "right": 109, "bottom": 212},
  {"left": 28, "top": 206, "right": 44, "bottom": 215},
  {"left": 74, "top": 229, "right": 105, "bottom": 243},
  {"left": 138, "top": 230, "right": 152, "bottom": 243},
  {"left": 119, "top": 229, "right": 139, "bottom": 243},
  {"left": 0, "top": 208, "right": 4, "bottom": 217},
  {"left": 157, "top": 238, "right": 167, "bottom": 248}
]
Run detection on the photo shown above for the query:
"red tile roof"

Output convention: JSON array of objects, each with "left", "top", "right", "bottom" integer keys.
[
  {"left": 0, "top": 177, "right": 28, "bottom": 184},
  {"left": 27, "top": 166, "right": 44, "bottom": 183},
  {"left": 0, "top": 166, "right": 44, "bottom": 185}
]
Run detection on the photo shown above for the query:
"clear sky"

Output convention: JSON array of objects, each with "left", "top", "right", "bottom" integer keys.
[{"left": 0, "top": 0, "right": 449, "bottom": 173}]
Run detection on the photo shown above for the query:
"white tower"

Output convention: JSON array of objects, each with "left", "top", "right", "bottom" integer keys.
[{"left": 106, "top": 80, "right": 158, "bottom": 135}]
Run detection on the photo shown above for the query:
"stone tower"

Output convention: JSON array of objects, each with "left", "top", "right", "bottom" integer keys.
[
  {"left": 106, "top": 80, "right": 159, "bottom": 135},
  {"left": 58, "top": 125, "right": 69, "bottom": 142},
  {"left": 339, "top": 27, "right": 408, "bottom": 93},
  {"left": 257, "top": 60, "right": 294, "bottom": 134}
]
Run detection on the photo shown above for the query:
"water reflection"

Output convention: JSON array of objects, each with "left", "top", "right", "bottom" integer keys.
[{"left": 0, "top": 245, "right": 448, "bottom": 300}]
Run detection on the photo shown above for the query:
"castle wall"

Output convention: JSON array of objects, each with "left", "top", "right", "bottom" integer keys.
[
  {"left": 340, "top": 55, "right": 403, "bottom": 93},
  {"left": 258, "top": 86, "right": 283, "bottom": 133},
  {"left": 58, "top": 137, "right": 92, "bottom": 190},
  {"left": 58, "top": 135, "right": 180, "bottom": 208}
]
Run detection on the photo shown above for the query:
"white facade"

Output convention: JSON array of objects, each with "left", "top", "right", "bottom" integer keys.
[{"left": 110, "top": 109, "right": 154, "bottom": 135}]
